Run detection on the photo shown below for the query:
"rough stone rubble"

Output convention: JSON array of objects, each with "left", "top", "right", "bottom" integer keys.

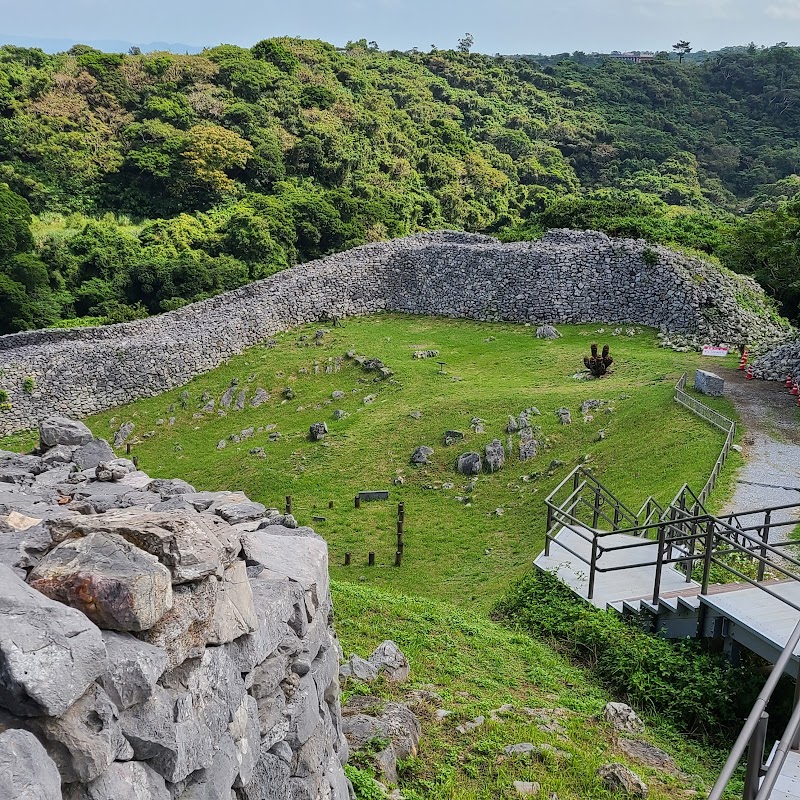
[
  {"left": 0, "top": 229, "right": 790, "bottom": 436},
  {"left": 0, "top": 416, "right": 352, "bottom": 800},
  {"left": 751, "top": 337, "right": 800, "bottom": 381}
]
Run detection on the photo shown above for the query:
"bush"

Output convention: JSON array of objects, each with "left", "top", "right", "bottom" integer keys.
[
  {"left": 495, "top": 570, "right": 765, "bottom": 741},
  {"left": 344, "top": 765, "right": 385, "bottom": 800}
]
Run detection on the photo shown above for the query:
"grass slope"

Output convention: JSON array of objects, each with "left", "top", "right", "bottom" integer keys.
[
  {"left": 333, "top": 580, "right": 732, "bottom": 799},
  {"left": 2, "top": 313, "right": 741, "bottom": 611}
]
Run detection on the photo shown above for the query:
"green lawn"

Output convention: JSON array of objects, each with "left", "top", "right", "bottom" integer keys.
[
  {"left": 1, "top": 313, "right": 741, "bottom": 611},
  {"left": 0, "top": 313, "right": 745, "bottom": 798},
  {"left": 333, "top": 580, "right": 734, "bottom": 800}
]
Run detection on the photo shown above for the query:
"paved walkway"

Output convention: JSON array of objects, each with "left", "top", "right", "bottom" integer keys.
[{"left": 718, "top": 366, "right": 800, "bottom": 538}]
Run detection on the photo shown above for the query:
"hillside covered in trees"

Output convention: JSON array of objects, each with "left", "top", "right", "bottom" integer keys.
[{"left": 1, "top": 38, "right": 799, "bottom": 333}]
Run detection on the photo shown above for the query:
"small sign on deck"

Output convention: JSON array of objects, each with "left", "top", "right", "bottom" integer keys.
[{"left": 701, "top": 346, "right": 729, "bottom": 357}]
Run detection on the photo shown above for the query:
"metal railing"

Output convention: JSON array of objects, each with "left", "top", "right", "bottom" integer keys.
[{"left": 674, "top": 372, "right": 737, "bottom": 509}]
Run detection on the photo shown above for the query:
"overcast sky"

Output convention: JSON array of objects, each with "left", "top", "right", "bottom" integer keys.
[{"left": 1, "top": 0, "right": 798, "bottom": 53}]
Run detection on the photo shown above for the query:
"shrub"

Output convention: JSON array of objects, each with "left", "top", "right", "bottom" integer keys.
[
  {"left": 344, "top": 765, "right": 385, "bottom": 800},
  {"left": 0, "top": 389, "right": 10, "bottom": 411},
  {"left": 22, "top": 376, "right": 34, "bottom": 394},
  {"left": 495, "top": 570, "right": 766, "bottom": 741}
]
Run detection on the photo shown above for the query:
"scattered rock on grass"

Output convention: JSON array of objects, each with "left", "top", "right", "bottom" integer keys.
[
  {"left": 603, "top": 702, "right": 644, "bottom": 733},
  {"left": 597, "top": 763, "right": 648, "bottom": 798}
]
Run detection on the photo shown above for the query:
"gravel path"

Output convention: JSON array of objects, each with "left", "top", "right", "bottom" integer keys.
[{"left": 718, "top": 366, "right": 800, "bottom": 538}]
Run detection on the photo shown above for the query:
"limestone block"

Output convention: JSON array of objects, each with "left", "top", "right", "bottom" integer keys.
[
  {"left": 208, "top": 560, "right": 258, "bottom": 645},
  {"left": 40, "top": 417, "right": 93, "bottom": 448},
  {"left": 694, "top": 369, "right": 724, "bottom": 396},
  {"left": 0, "top": 564, "right": 106, "bottom": 718},
  {"left": 0, "top": 729, "right": 62, "bottom": 800},
  {"left": 29, "top": 531, "right": 173, "bottom": 632},
  {"left": 99, "top": 631, "right": 168, "bottom": 709}
]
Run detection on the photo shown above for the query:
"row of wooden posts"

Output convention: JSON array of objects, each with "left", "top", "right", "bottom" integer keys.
[{"left": 122, "top": 453, "right": 404, "bottom": 568}]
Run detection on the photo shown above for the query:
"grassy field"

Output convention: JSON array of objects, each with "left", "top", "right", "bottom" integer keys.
[
  {"left": 0, "top": 313, "right": 746, "bottom": 798},
  {"left": 2, "top": 313, "right": 741, "bottom": 611},
  {"left": 333, "top": 580, "right": 733, "bottom": 800}
]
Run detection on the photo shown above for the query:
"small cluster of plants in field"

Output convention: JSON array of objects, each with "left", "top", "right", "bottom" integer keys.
[{"left": 495, "top": 569, "right": 768, "bottom": 741}]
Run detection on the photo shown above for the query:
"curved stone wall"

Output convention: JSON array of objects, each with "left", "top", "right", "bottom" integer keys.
[{"left": 0, "top": 229, "right": 788, "bottom": 435}]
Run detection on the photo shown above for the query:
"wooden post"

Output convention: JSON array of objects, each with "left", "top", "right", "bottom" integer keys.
[
  {"left": 368, "top": 551, "right": 375, "bottom": 567},
  {"left": 132, "top": 455, "right": 139, "bottom": 469},
  {"left": 328, "top": 500, "right": 334, "bottom": 509},
  {"left": 394, "top": 551, "right": 402, "bottom": 567},
  {"left": 354, "top": 495, "right": 361, "bottom": 509},
  {"left": 125, "top": 443, "right": 131, "bottom": 455},
  {"left": 396, "top": 532, "right": 404, "bottom": 552},
  {"left": 396, "top": 519, "right": 404, "bottom": 535},
  {"left": 285, "top": 496, "right": 292, "bottom": 515},
  {"left": 344, "top": 553, "right": 351, "bottom": 566},
  {"left": 398, "top": 502, "right": 405, "bottom": 521}
]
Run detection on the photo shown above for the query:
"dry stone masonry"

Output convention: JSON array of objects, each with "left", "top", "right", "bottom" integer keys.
[
  {"left": 0, "top": 417, "right": 352, "bottom": 800},
  {"left": 0, "top": 229, "right": 791, "bottom": 436}
]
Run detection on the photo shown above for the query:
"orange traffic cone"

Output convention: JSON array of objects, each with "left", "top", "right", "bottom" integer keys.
[
  {"left": 745, "top": 365, "right": 754, "bottom": 380},
  {"left": 738, "top": 349, "right": 748, "bottom": 370},
  {"left": 792, "top": 382, "right": 800, "bottom": 397},
  {"left": 786, "top": 375, "right": 794, "bottom": 388}
]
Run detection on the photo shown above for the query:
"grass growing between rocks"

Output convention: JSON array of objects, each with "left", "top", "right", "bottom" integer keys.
[
  {"left": 333, "top": 580, "right": 737, "bottom": 800},
  {"left": 1, "top": 314, "right": 741, "bottom": 612}
]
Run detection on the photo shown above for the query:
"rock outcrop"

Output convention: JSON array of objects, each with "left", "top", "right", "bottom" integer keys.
[
  {"left": 0, "top": 229, "right": 791, "bottom": 435},
  {"left": 0, "top": 418, "right": 352, "bottom": 800}
]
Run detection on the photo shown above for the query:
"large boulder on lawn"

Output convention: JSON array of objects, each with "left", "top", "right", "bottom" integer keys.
[
  {"left": 456, "top": 452, "right": 482, "bottom": 475},
  {"left": 597, "top": 763, "right": 648, "bottom": 798},
  {"left": 0, "top": 729, "right": 62, "bottom": 800},
  {"left": 29, "top": 532, "right": 173, "bottom": 632},
  {"left": 367, "top": 641, "right": 410, "bottom": 682},
  {"left": 603, "top": 702, "right": 644, "bottom": 733},
  {"left": 484, "top": 439, "right": 505, "bottom": 473},
  {"left": 39, "top": 416, "right": 93, "bottom": 449},
  {"left": 0, "top": 564, "right": 106, "bottom": 717},
  {"left": 411, "top": 446, "right": 434, "bottom": 465}
]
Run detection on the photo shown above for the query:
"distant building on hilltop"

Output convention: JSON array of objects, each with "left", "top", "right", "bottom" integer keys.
[{"left": 608, "top": 51, "right": 656, "bottom": 64}]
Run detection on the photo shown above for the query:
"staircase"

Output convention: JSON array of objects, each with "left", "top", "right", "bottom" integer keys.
[{"left": 535, "top": 465, "right": 800, "bottom": 799}]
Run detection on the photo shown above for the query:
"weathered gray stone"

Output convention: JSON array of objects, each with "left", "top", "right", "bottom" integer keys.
[
  {"left": 411, "top": 446, "right": 433, "bottom": 465},
  {"left": 99, "top": 631, "right": 168, "bottom": 709},
  {"left": 367, "top": 641, "right": 410, "bottom": 682},
  {"left": 0, "top": 729, "right": 62, "bottom": 800},
  {"left": 41, "top": 444, "right": 76, "bottom": 467},
  {"left": 208, "top": 560, "right": 258, "bottom": 645},
  {"left": 0, "top": 564, "right": 106, "bottom": 717},
  {"left": 72, "top": 438, "right": 115, "bottom": 470},
  {"left": 456, "top": 452, "right": 482, "bottom": 475},
  {"left": 214, "top": 502, "right": 267, "bottom": 526},
  {"left": 597, "top": 763, "right": 648, "bottom": 798},
  {"left": 603, "top": 702, "right": 644, "bottom": 733},
  {"left": 112, "top": 422, "right": 135, "bottom": 448},
  {"left": 536, "top": 324, "right": 561, "bottom": 339},
  {"left": 309, "top": 422, "right": 328, "bottom": 441},
  {"left": 484, "top": 439, "right": 505, "bottom": 473},
  {"left": 120, "top": 685, "right": 214, "bottom": 783},
  {"left": 238, "top": 745, "right": 290, "bottom": 800},
  {"left": 80, "top": 761, "right": 170, "bottom": 800},
  {"left": 148, "top": 478, "right": 196, "bottom": 497},
  {"left": 694, "top": 369, "right": 725, "bottom": 397},
  {"left": 230, "top": 694, "right": 261, "bottom": 788},
  {"left": 241, "top": 529, "right": 329, "bottom": 614},
  {"left": 139, "top": 576, "right": 218, "bottom": 668},
  {"left": 40, "top": 417, "right": 93, "bottom": 449},
  {"left": 47, "top": 510, "right": 239, "bottom": 583},
  {"left": 36, "top": 683, "right": 125, "bottom": 783},
  {"left": 338, "top": 655, "right": 378, "bottom": 682},
  {"left": 617, "top": 737, "right": 680, "bottom": 774},
  {"left": 250, "top": 388, "right": 270, "bottom": 408},
  {"left": 29, "top": 531, "right": 173, "bottom": 632}
]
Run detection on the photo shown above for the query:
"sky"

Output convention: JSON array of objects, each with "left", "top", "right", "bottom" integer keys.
[{"left": 0, "top": 0, "right": 798, "bottom": 54}]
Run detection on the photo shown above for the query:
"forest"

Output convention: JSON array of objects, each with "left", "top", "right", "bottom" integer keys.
[{"left": 0, "top": 38, "right": 799, "bottom": 333}]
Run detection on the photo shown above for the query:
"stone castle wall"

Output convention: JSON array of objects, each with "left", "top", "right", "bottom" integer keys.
[
  {"left": 0, "top": 417, "right": 351, "bottom": 800},
  {"left": 0, "top": 229, "right": 787, "bottom": 435}
]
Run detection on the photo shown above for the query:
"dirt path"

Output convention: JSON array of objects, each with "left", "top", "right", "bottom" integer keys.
[{"left": 718, "top": 366, "right": 800, "bottom": 536}]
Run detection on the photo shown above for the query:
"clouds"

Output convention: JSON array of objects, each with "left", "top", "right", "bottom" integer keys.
[{"left": 766, "top": 1, "right": 800, "bottom": 19}]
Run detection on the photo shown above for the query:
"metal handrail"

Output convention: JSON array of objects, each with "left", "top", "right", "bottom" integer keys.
[{"left": 708, "top": 618, "right": 800, "bottom": 800}]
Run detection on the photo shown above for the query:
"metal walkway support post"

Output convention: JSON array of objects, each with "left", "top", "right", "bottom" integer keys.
[{"left": 743, "top": 712, "right": 768, "bottom": 800}]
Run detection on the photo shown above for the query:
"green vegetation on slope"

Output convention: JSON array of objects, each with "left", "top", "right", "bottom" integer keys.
[
  {"left": 333, "top": 580, "right": 735, "bottom": 799},
  {"left": 2, "top": 315, "right": 742, "bottom": 612},
  {"left": 1, "top": 41, "right": 800, "bottom": 331}
]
